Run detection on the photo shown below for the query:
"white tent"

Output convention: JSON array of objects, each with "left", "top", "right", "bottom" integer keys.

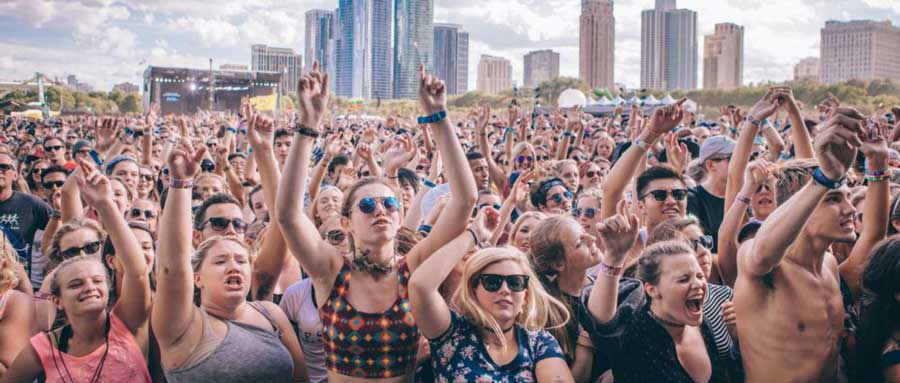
[
  {"left": 612, "top": 96, "right": 625, "bottom": 105},
  {"left": 627, "top": 96, "right": 641, "bottom": 105},
  {"left": 598, "top": 96, "right": 612, "bottom": 105},
  {"left": 660, "top": 94, "right": 676, "bottom": 104},
  {"left": 644, "top": 95, "right": 660, "bottom": 105}
]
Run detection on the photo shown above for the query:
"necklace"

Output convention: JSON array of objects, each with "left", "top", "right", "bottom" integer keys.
[
  {"left": 648, "top": 308, "right": 686, "bottom": 328},
  {"left": 350, "top": 249, "right": 395, "bottom": 277}
]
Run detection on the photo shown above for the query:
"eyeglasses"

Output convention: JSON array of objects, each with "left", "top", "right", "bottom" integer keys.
[
  {"left": 43, "top": 180, "right": 65, "bottom": 189},
  {"left": 475, "top": 274, "right": 529, "bottom": 293},
  {"left": 60, "top": 241, "right": 102, "bottom": 258},
  {"left": 690, "top": 235, "right": 714, "bottom": 251},
  {"left": 755, "top": 183, "right": 772, "bottom": 193},
  {"left": 515, "top": 155, "right": 533, "bottom": 165},
  {"left": 323, "top": 230, "right": 346, "bottom": 245},
  {"left": 355, "top": 196, "right": 400, "bottom": 215},
  {"left": 75, "top": 149, "right": 92, "bottom": 156},
  {"left": 473, "top": 203, "right": 502, "bottom": 217},
  {"left": 199, "top": 217, "right": 247, "bottom": 233},
  {"left": 549, "top": 191, "right": 574, "bottom": 204},
  {"left": 572, "top": 207, "right": 597, "bottom": 219},
  {"left": 584, "top": 170, "right": 602, "bottom": 178},
  {"left": 708, "top": 155, "right": 731, "bottom": 163},
  {"left": 416, "top": 164, "right": 427, "bottom": 171},
  {"left": 31, "top": 167, "right": 47, "bottom": 174},
  {"left": 140, "top": 174, "right": 153, "bottom": 182},
  {"left": 641, "top": 188, "right": 689, "bottom": 202},
  {"left": 44, "top": 145, "right": 64, "bottom": 152},
  {"left": 130, "top": 208, "right": 157, "bottom": 219},
  {"left": 0, "top": 164, "right": 15, "bottom": 172}
]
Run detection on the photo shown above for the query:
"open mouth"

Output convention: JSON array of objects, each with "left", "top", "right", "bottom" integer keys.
[
  {"left": 685, "top": 297, "right": 703, "bottom": 314},
  {"left": 372, "top": 218, "right": 391, "bottom": 227},
  {"left": 79, "top": 293, "right": 102, "bottom": 302},
  {"left": 225, "top": 275, "right": 243, "bottom": 289}
]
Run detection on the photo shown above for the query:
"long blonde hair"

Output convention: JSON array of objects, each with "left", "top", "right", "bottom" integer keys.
[
  {"left": 0, "top": 231, "right": 20, "bottom": 291},
  {"left": 449, "top": 247, "right": 569, "bottom": 349},
  {"left": 509, "top": 212, "right": 547, "bottom": 247}
]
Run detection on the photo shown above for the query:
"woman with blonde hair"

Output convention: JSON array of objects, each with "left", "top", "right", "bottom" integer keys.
[
  {"left": 0, "top": 232, "right": 35, "bottom": 379},
  {"left": 508, "top": 212, "right": 547, "bottom": 253},
  {"left": 409, "top": 207, "right": 574, "bottom": 382}
]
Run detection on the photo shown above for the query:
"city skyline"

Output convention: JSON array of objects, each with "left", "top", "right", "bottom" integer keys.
[{"left": 1, "top": 0, "right": 899, "bottom": 92}]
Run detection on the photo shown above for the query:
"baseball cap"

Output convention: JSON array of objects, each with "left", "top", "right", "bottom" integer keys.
[
  {"left": 72, "top": 140, "right": 92, "bottom": 154},
  {"left": 698, "top": 135, "right": 736, "bottom": 164}
]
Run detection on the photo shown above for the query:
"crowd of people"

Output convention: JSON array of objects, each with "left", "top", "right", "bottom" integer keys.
[{"left": 0, "top": 61, "right": 898, "bottom": 383}]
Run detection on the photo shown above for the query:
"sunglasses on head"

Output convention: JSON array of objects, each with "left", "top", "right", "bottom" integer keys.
[
  {"left": 61, "top": 240, "right": 102, "bottom": 258},
  {"left": 323, "top": 229, "right": 346, "bottom": 245},
  {"left": 355, "top": 196, "right": 400, "bottom": 215},
  {"left": 642, "top": 188, "right": 688, "bottom": 202},
  {"left": 475, "top": 273, "right": 529, "bottom": 293},
  {"left": 44, "top": 145, "right": 64, "bottom": 152},
  {"left": 572, "top": 207, "right": 597, "bottom": 219},
  {"left": 0, "top": 163, "right": 15, "bottom": 172},
  {"left": 691, "top": 235, "right": 714, "bottom": 251},
  {"left": 43, "top": 180, "right": 65, "bottom": 189},
  {"left": 199, "top": 217, "right": 247, "bottom": 233},
  {"left": 130, "top": 208, "right": 157, "bottom": 219},
  {"left": 549, "top": 191, "right": 574, "bottom": 204}
]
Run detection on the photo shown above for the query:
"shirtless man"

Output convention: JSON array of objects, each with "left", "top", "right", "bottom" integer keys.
[{"left": 734, "top": 109, "right": 867, "bottom": 382}]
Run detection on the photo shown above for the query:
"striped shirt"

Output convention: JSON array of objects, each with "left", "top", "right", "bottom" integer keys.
[{"left": 703, "top": 283, "right": 736, "bottom": 360}]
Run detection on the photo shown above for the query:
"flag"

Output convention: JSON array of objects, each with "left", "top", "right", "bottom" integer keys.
[{"left": 249, "top": 93, "right": 277, "bottom": 111}]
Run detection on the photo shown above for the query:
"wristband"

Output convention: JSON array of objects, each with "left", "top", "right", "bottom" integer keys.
[
  {"left": 170, "top": 178, "right": 194, "bottom": 189},
  {"left": 418, "top": 224, "right": 432, "bottom": 234},
  {"left": 239, "top": 128, "right": 248, "bottom": 134},
  {"left": 633, "top": 139, "right": 650, "bottom": 151},
  {"left": 466, "top": 228, "right": 487, "bottom": 249},
  {"left": 745, "top": 114, "right": 764, "bottom": 127},
  {"left": 812, "top": 168, "right": 846, "bottom": 189},
  {"left": 505, "top": 127, "right": 515, "bottom": 135},
  {"left": 735, "top": 194, "right": 751, "bottom": 205},
  {"left": 422, "top": 179, "right": 437, "bottom": 188},
  {"left": 417, "top": 110, "right": 447, "bottom": 125},
  {"left": 167, "top": 136, "right": 179, "bottom": 144},
  {"left": 291, "top": 124, "right": 320, "bottom": 138},
  {"left": 866, "top": 169, "right": 886, "bottom": 177},
  {"left": 563, "top": 131, "right": 574, "bottom": 138},
  {"left": 226, "top": 127, "right": 237, "bottom": 134},
  {"left": 866, "top": 175, "right": 889, "bottom": 182},
  {"left": 598, "top": 262, "right": 623, "bottom": 277},
  {"left": 34, "top": 292, "right": 52, "bottom": 301},
  {"left": 50, "top": 209, "right": 62, "bottom": 219}
]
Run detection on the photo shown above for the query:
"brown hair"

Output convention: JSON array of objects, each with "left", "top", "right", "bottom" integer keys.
[
  {"left": 47, "top": 218, "right": 106, "bottom": 274},
  {"left": 637, "top": 240, "right": 696, "bottom": 285},
  {"left": 528, "top": 216, "right": 579, "bottom": 356},
  {"left": 647, "top": 217, "right": 699, "bottom": 246},
  {"left": 774, "top": 158, "right": 818, "bottom": 205}
]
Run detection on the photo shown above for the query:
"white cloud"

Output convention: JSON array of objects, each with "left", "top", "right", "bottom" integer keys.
[{"left": 166, "top": 17, "right": 241, "bottom": 47}]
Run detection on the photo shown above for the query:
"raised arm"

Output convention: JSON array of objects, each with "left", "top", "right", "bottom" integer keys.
[
  {"left": 491, "top": 171, "right": 533, "bottom": 245},
  {"left": 743, "top": 113, "right": 863, "bottom": 277},
  {"left": 786, "top": 89, "right": 814, "bottom": 159},
  {"left": 275, "top": 62, "right": 342, "bottom": 281},
  {"left": 588, "top": 200, "right": 640, "bottom": 324},
  {"left": 601, "top": 99, "right": 685, "bottom": 220},
  {"left": 726, "top": 89, "right": 785, "bottom": 209},
  {"left": 409, "top": 208, "right": 497, "bottom": 338},
  {"left": 152, "top": 139, "right": 206, "bottom": 346},
  {"left": 718, "top": 160, "right": 769, "bottom": 286},
  {"left": 405, "top": 66, "right": 478, "bottom": 272},
  {"left": 76, "top": 158, "right": 151, "bottom": 333},
  {"left": 841, "top": 126, "right": 889, "bottom": 299},
  {"left": 476, "top": 105, "right": 507, "bottom": 191}
]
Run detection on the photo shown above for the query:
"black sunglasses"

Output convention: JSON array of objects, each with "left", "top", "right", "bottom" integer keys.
[
  {"left": 61, "top": 240, "right": 102, "bottom": 258},
  {"left": 0, "top": 163, "right": 15, "bottom": 172},
  {"left": 199, "top": 217, "right": 247, "bottom": 233},
  {"left": 691, "top": 235, "right": 714, "bottom": 251},
  {"left": 572, "top": 207, "right": 597, "bottom": 219},
  {"left": 475, "top": 274, "right": 529, "bottom": 292},
  {"left": 43, "top": 180, "right": 65, "bottom": 189},
  {"left": 355, "top": 196, "right": 400, "bottom": 215},
  {"left": 584, "top": 170, "right": 602, "bottom": 178},
  {"left": 642, "top": 188, "right": 689, "bottom": 202},
  {"left": 44, "top": 145, "right": 64, "bottom": 152},
  {"left": 130, "top": 208, "right": 157, "bottom": 219},
  {"left": 31, "top": 167, "right": 47, "bottom": 174},
  {"left": 324, "top": 230, "right": 346, "bottom": 245},
  {"left": 473, "top": 203, "right": 502, "bottom": 217},
  {"left": 140, "top": 174, "right": 153, "bottom": 182},
  {"left": 549, "top": 191, "right": 574, "bottom": 204}
]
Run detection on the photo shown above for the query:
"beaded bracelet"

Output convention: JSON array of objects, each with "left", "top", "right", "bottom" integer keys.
[
  {"left": 735, "top": 194, "right": 751, "bottom": 205},
  {"left": 866, "top": 174, "right": 889, "bottom": 182}
]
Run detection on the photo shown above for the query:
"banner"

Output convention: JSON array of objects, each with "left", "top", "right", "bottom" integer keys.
[{"left": 249, "top": 93, "right": 277, "bottom": 111}]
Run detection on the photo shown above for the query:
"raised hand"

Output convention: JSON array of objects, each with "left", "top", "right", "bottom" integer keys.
[
  {"left": 510, "top": 171, "right": 534, "bottom": 204},
  {"left": 470, "top": 205, "right": 501, "bottom": 242},
  {"left": 664, "top": 133, "right": 690, "bottom": 174},
  {"left": 813, "top": 111, "right": 864, "bottom": 180},
  {"left": 748, "top": 87, "right": 788, "bottom": 122},
  {"left": 383, "top": 135, "right": 416, "bottom": 172},
  {"left": 166, "top": 139, "right": 206, "bottom": 180},
  {"left": 646, "top": 98, "right": 686, "bottom": 138},
  {"left": 97, "top": 117, "right": 121, "bottom": 150},
  {"left": 596, "top": 200, "right": 641, "bottom": 264},
  {"left": 417, "top": 65, "right": 446, "bottom": 115},
  {"left": 508, "top": 104, "right": 519, "bottom": 126},
  {"left": 246, "top": 110, "right": 275, "bottom": 150},
  {"left": 297, "top": 61, "right": 330, "bottom": 129},
  {"left": 75, "top": 158, "right": 113, "bottom": 208},
  {"left": 475, "top": 104, "right": 491, "bottom": 132},
  {"left": 357, "top": 142, "right": 374, "bottom": 162},
  {"left": 860, "top": 119, "right": 889, "bottom": 164},
  {"left": 743, "top": 159, "right": 771, "bottom": 191}
]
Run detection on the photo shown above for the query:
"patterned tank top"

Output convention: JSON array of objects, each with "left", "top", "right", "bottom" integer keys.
[{"left": 319, "top": 260, "right": 418, "bottom": 379}]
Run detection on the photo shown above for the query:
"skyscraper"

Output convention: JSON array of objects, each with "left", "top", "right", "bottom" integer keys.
[
  {"left": 579, "top": 0, "right": 615, "bottom": 89},
  {"left": 433, "top": 23, "right": 469, "bottom": 95},
  {"left": 524, "top": 49, "right": 560, "bottom": 88},
  {"left": 457, "top": 30, "right": 469, "bottom": 94},
  {"left": 477, "top": 55, "right": 512, "bottom": 95},
  {"left": 393, "top": 0, "right": 433, "bottom": 99},
  {"left": 794, "top": 57, "right": 819, "bottom": 81},
  {"left": 641, "top": 0, "right": 697, "bottom": 90},
  {"left": 703, "top": 23, "right": 744, "bottom": 89},
  {"left": 305, "top": 9, "right": 337, "bottom": 91},
  {"left": 251, "top": 44, "right": 302, "bottom": 95},
  {"left": 820, "top": 20, "right": 900, "bottom": 85},
  {"left": 335, "top": 0, "right": 393, "bottom": 99}
]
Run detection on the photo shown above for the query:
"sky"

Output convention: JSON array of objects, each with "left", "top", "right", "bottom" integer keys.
[{"left": 1, "top": 0, "right": 899, "bottom": 93}]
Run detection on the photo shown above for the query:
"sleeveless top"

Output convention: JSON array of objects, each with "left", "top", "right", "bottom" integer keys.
[
  {"left": 319, "top": 260, "right": 418, "bottom": 379},
  {"left": 30, "top": 313, "right": 152, "bottom": 383},
  {"left": 280, "top": 278, "right": 328, "bottom": 383},
  {"left": 165, "top": 302, "right": 294, "bottom": 383}
]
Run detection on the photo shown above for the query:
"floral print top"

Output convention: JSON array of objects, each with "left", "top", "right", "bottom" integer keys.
[{"left": 429, "top": 310, "right": 565, "bottom": 383}]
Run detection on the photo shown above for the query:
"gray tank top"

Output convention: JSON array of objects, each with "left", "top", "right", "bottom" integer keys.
[{"left": 165, "top": 302, "right": 294, "bottom": 383}]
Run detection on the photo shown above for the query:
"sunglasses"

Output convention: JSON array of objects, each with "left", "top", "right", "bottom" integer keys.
[
  {"left": 691, "top": 235, "right": 714, "bottom": 251},
  {"left": 43, "top": 180, "right": 65, "bottom": 189},
  {"left": 572, "top": 207, "right": 597, "bottom": 219},
  {"left": 515, "top": 155, "right": 533, "bottom": 165},
  {"left": 31, "top": 167, "right": 47, "bottom": 174},
  {"left": 642, "top": 188, "right": 688, "bottom": 202},
  {"left": 475, "top": 273, "right": 529, "bottom": 293},
  {"left": 199, "top": 217, "right": 247, "bottom": 233},
  {"left": 324, "top": 230, "right": 346, "bottom": 245},
  {"left": 140, "top": 174, "right": 153, "bottom": 182},
  {"left": 549, "top": 191, "right": 574, "bottom": 204},
  {"left": 473, "top": 203, "right": 502, "bottom": 217},
  {"left": 708, "top": 155, "right": 731, "bottom": 163},
  {"left": 416, "top": 164, "right": 427, "bottom": 171},
  {"left": 61, "top": 240, "right": 102, "bottom": 258},
  {"left": 0, "top": 164, "right": 15, "bottom": 172},
  {"left": 44, "top": 145, "right": 64, "bottom": 152},
  {"left": 130, "top": 208, "right": 157, "bottom": 219},
  {"left": 355, "top": 196, "right": 400, "bottom": 215},
  {"left": 584, "top": 170, "right": 603, "bottom": 178}
]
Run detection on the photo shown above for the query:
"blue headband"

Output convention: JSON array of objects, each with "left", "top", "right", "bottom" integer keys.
[
  {"left": 537, "top": 179, "right": 564, "bottom": 197},
  {"left": 105, "top": 155, "right": 138, "bottom": 175}
]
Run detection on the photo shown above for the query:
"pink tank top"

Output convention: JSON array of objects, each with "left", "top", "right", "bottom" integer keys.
[{"left": 30, "top": 312, "right": 151, "bottom": 383}]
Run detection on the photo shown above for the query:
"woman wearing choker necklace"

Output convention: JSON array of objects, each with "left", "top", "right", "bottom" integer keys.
[
  {"left": 276, "top": 63, "right": 477, "bottom": 382},
  {"left": 409, "top": 207, "right": 574, "bottom": 382},
  {"left": 585, "top": 203, "right": 737, "bottom": 383}
]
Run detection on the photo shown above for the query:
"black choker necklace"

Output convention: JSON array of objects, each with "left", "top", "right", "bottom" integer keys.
[
  {"left": 648, "top": 308, "right": 686, "bottom": 328},
  {"left": 350, "top": 249, "right": 395, "bottom": 277},
  {"left": 483, "top": 324, "right": 515, "bottom": 334}
]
